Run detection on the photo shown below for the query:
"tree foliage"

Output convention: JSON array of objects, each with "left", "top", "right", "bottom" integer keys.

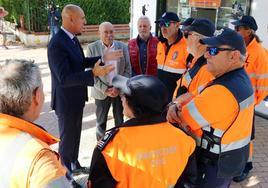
[{"left": 0, "top": 0, "right": 130, "bottom": 32}]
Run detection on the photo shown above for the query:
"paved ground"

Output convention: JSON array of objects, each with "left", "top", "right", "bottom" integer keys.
[{"left": 0, "top": 45, "right": 267, "bottom": 188}]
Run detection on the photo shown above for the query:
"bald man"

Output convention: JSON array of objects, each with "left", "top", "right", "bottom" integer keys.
[
  {"left": 47, "top": 4, "right": 118, "bottom": 187},
  {"left": 86, "top": 22, "right": 131, "bottom": 141}
]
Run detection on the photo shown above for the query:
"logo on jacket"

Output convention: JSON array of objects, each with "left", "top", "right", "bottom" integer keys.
[{"left": 172, "top": 51, "right": 178, "bottom": 60}]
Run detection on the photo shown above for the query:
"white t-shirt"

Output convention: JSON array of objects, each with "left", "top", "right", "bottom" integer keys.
[{"left": 102, "top": 42, "right": 118, "bottom": 85}]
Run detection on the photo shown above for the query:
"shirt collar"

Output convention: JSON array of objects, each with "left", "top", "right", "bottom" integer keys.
[
  {"left": 61, "top": 26, "right": 75, "bottom": 40},
  {"left": 102, "top": 41, "right": 114, "bottom": 49}
]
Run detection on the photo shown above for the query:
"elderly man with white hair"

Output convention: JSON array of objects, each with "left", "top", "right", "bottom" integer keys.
[{"left": 0, "top": 59, "right": 70, "bottom": 187}]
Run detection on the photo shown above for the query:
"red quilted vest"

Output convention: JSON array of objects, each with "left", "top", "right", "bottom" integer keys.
[{"left": 128, "top": 35, "right": 158, "bottom": 76}]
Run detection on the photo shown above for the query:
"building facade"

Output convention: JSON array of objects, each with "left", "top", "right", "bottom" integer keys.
[{"left": 130, "top": 0, "right": 268, "bottom": 48}]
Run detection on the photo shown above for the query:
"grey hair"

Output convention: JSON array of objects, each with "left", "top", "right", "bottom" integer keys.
[
  {"left": 99, "top": 21, "right": 113, "bottom": 32},
  {"left": 137, "top": 16, "right": 151, "bottom": 26},
  {"left": 0, "top": 59, "right": 42, "bottom": 118}
]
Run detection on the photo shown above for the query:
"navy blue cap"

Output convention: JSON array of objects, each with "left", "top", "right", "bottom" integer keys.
[
  {"left": 181, "top": 17, "right": 195, "bottom": 26},
  {"left": 231, "top": 15, "right": 258, "bottom": 31},
  {"left": 112, "top": 75, "right": 168, "bottom": 113},
  {"left": 184, "top": 18, "right": 215, "bottom": 37},
  {"left": 200, "top": 27, "right": 246, "bottom": 56},
  {"left": 155, "top": 12, "right": 180, "bottom": 23}
]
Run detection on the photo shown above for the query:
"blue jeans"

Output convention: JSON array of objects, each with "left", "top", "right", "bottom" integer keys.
[{"left": 50, "top": 25, "right": 59, "bottom": 37}]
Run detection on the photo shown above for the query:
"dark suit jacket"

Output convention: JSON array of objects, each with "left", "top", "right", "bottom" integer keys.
[{"left": 48, "top": 29, "right": 100, "bottom": 114}]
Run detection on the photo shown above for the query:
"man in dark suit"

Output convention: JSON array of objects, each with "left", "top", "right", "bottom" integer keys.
[{"left": 47, "top": 4, "right": 119, "bottom": 187}]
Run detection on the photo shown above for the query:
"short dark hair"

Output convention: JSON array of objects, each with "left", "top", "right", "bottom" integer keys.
[{"left": 125, "top": 95, "right": 162, "bottom": 118}]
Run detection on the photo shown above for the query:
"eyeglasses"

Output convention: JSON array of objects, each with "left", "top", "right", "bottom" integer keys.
[
  {"left": 159, "top": 21, "right": 176, "bottom": 28},
  {"left": 184, "top": 32, "right": 201, "bottom": 39},
  {"left": 206, "top": 47, "right": 235, "bottom": 56}
]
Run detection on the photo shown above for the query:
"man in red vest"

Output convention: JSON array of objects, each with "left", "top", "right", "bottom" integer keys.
[{"left": 128, "top": 16, "right": 159, "bottom": 76}]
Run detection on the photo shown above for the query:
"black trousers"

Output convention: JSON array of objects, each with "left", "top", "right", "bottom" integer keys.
[
  {"left": 95, "top": 96, "right": 123, "bottom": 140},
  {"left": 197, "top": 162, "right": 232, "bottom": 188},
  {"left": 57, "top": 109, "right": 83, "bottom": 173}
]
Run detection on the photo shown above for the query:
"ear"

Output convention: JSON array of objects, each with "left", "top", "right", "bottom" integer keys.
[
  {"left": 175, "top": 22, "right": 180, "bottom": 28},
  {"left": 33, "top": 87, "right": 43, "bottom": 107},
  {"left": 230, "top": 50, "right": 240, "bottom": 62}
]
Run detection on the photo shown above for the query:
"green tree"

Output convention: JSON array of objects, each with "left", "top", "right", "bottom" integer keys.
[{"left": 0, "top": 0, "right": 130, "bottom": 32}]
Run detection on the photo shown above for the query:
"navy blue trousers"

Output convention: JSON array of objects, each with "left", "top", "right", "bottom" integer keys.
[
  {"left": 197, "top": 162, "right": 232, "bottom": 188},
  {"left": 57, "top": 109, "right": 83, "bottom": 173}
]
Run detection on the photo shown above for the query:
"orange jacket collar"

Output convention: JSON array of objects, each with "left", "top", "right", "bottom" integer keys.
[{"left": 0, "top": 113, "right": 59, "bottom": 145}]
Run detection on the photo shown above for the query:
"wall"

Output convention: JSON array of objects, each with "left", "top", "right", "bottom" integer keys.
[
  {"left": 130, "top": 0, "right": 157, "bottom": 39},
  {"left": 251, "top": 0, "right": 268, "bottom": 48},
  {"left": 13, "top": 28, "right": 129, "bottom": 47}
]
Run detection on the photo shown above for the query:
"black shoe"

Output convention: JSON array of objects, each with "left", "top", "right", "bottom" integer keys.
[
  {"left": 71, "top": 180, "right": 82, "bottom": 188},
  {"left": 233, "top": 171, "right": 249, "bottom": 182}
]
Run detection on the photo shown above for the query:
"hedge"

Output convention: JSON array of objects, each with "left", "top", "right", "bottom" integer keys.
[{"left": 0, "top": 0, "right": 130, "bottom": 32}]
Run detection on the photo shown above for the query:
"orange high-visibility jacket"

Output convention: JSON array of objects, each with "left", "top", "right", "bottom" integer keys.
[
  {"left": 181, "top": 68, "right": 254, "bottom": 177},
  {"left": 245, "top": 37, "right": 268, "bottom": 104},
  {"left": 156, "top": 38, "right": 188, "bottom": 74},
  {"left": 101, "top": 121, "right": 196, "bottom": 188},
  {"left": 173, "top": 55, "right": 214, "bottom": 99},
  {"left": 0, "top": 113, "right": 69, "bottom": 188}
]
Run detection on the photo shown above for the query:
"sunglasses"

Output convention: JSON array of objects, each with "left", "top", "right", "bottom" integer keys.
[
  {"left": 159, "top": 21, "right": 176, "bottom": 28},
  {"left": 206, "top": 47, "right": 235, "bottom": 56}
]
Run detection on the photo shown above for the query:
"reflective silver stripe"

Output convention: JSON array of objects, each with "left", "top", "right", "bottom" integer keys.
[
  {"left": 184, "top": 72, "right": 192, "bottom": 87},
  {"left": 253, "top": 86, "right": 268, "bottom": 91},
  {"left": 202, "top": 126, "right": 211, "bottom": 132},
  {"left": 213, "top": 128, "right": 224, "bottom": 137},
  {"left": 221, "top": 135, "right": 251, "bottom": 152},
  {"left": 200, "top": 135, "right": 251, "bottom": 154},
  {"left": 248, "top": 73, "right": 268, "bottom": 79},
  {"left": 43, "top": 176, "right": 71, "bottom": 188},
  {"left": 197, "top": 85, "right": 205, "bottom": 94},
  {"left": 186, "top": 101, "right": 209, "bottom": 128},
  {"left": 210, "top": 144, "right": 221, "bottom": 154},
  {"left": 157, "top": 64, "right": 185, "bottom": 74},
  {"left": 239, "top": 94, "right": 254, "bottom": 110},
  {"left": 195, "top": 137, "right": 202, "bottom": 146},
  {"left": 200, "top": 127, "right": 223, "bottom": 152},
  {"left": 201, "top": 138, "right": 208, "bottom": 149},
  {"left": 199, "top": 142, "right": 216, "bottom": 154},
  {"left": 200, "top": 139, "right": 221, "bottom": 154},
  {"left": 0, "top": 133, "right": 32, "bottom": 187},
  {"left": 202, "top": 126, "right": 224, "bottom": 137}
]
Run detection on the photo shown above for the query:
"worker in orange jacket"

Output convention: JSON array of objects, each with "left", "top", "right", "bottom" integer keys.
[
  {"left": 173, "top": 18, "right": 215, "bottom": 99},
  {"left": 231, "top": 15, "right": 268, "bottom": 182},
  {"left": 167, "top": 28, "right": 254, "bottom": 188},
  {"left": 155, "top": 12, "right": 189, "bottom": 102},
  {"left": 88, "top": 75, "right": 197, "bottom": 188},
  {"left": 0, "top": 59, "right": 70, "bottom": 187}
]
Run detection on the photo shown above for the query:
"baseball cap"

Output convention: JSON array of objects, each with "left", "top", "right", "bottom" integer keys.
[
  {"left": 181, "top": 17, "right": 195, "bottom": 26},
  {"left": 184, "top": 18, "right": 215, "bottom": 37},
  {"left": 231, "top": 15, "right": 258, "bottom": 31},
  {"left": 200, "top": 27, "right": 246, "bottom": 56},
  {"left": 112, "top": 75, "right": 168, "bottom": 113},
  {"left": 155, "top": 12, "right": 180, "bottom": 23}
]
